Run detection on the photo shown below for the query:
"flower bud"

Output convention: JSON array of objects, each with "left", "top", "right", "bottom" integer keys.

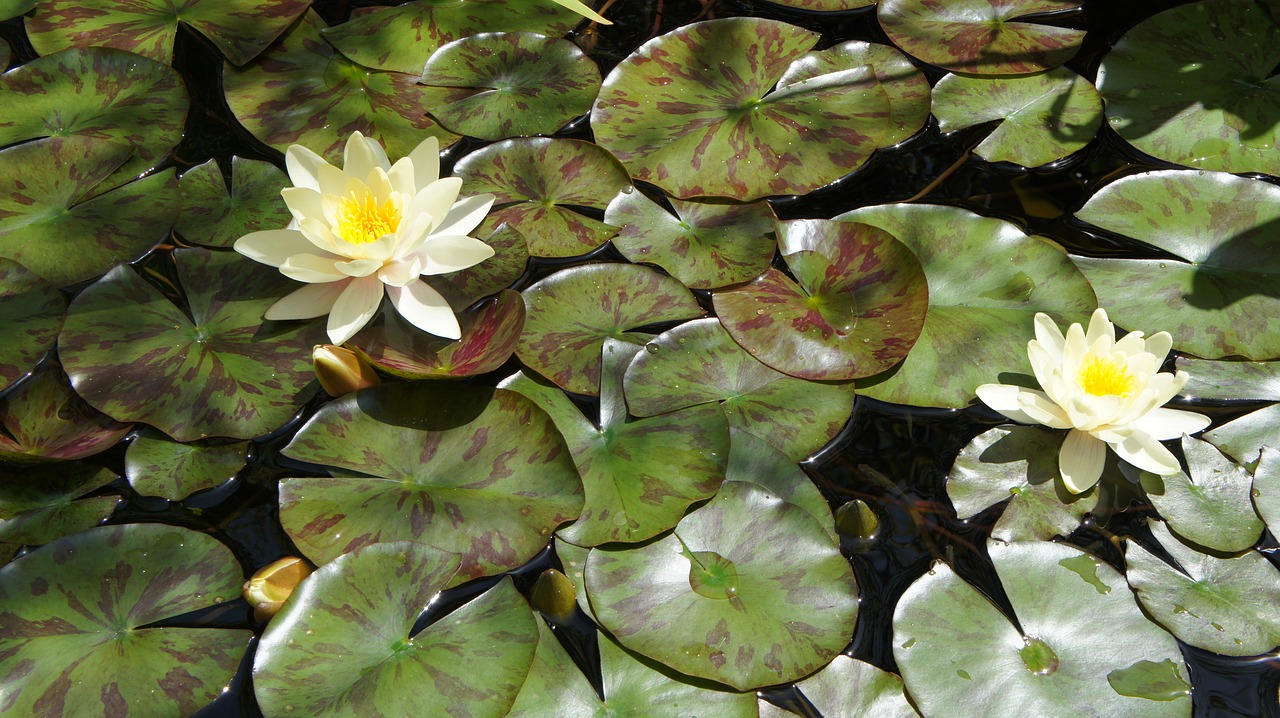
[
  {"left": 530, "top": 568, "right": 578, "bottom": 623},
  {"left": 243, "top": 556, "right": 313, "bottom": 622},
  {"left": 313, "top": 344, "right": 380, "bottom": 396}
]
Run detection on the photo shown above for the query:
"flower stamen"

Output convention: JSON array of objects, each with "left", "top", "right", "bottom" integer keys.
[
  {"left": 1077, "top": 355, "right": 1136, "bottom": 398},
  {"left": 336, "top": 191, "right": 400, "bottom": 245}
]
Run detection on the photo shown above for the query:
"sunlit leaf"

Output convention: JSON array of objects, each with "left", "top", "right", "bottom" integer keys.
[
  {"left": 175, "top": 157, "right": 291, "bottom": 248},
  {"left": 1139, "top": 435, "right": 1262, "bottom": 553},
  {"left": 124, "top": 428, "right": 247, "bottom": 500}
]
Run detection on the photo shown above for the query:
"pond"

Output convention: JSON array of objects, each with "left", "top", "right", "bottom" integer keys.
[{"left": 1, "top": 0, "right": 1279, "bottom": 716}]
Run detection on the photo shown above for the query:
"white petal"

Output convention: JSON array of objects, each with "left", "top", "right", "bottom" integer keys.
[
  {"left": 1109, "top": 430, "right": 1180, "bottom": 475},
  {"left": 280, "top": 254, "right": 346, "bottom": 283},
  {"left": 387, "top": 157, "right": 416, "bottom": 196},
  {"left": 1032, "top": 312, "right": 1065, "bottom": 360},
  {"left": 234, "top": 229, "right": 320, "bottom": 267},
  {"left": 281, "top": 187, "right": 324, "bottom": 224},
  {"left": 977, "top": 384, "right": 1040, "bottom": 425},
  {"left": 1085, "top": 307, "right": 1113, "bottom": 346},
  {"left": 1016, "top": 389, "right": 1075, "bottom": 430},
  {"left": 315, "top": 162, "right": 349, "bottom": 198},
  {"left": 389, "top": 281, "right": 460, "bottom": 340},
  {"left": 415, "top": 177, "right": 464, "bottom": 233},
  {"left": 418, "top": 235, "right": 495, "bottom": 274},
  {"left": 264, "top": 280, "right": 348, "bottom": 320},
  {"left": 378, "top": 256, "right": 423, "bottom": 287},
  {"left": 1026, "top": 342, "right": 1061, "bottom": 402},
  {"left": 1113, "top": 330, "right": 1147, "bottom": 357},
  {"left": 433, "top": 193, "right": 496, "bottom": 237},
  {"left": 1144, "top": 331, "right": 1173, "bottom": 365},
  {"left": 297, "top": 216, "right": 341, "bottom": 254},
  {"left": 285, "top": 144, "right": 330, "bottom": 191},
  {"left": 335, "top": 258, "right": 383, "bottom": 277},
  {"left": 327, "top": 276, "right": 383, "bottom": 345},
  {"left": 1134, "top": 407, "right": 1211, "bottom": 441},
  {"left": 1062, "top": 319, "right": 1088, "bottom": 375},
  {"left": 364, "top": 166, "right": 394, "bottom": 202},
  {"left": 1060, "top": 429, "right": 1106, "bottom": 493},
  {"left": 343, "top": 132, "right": 382, "bottom": 180},
  {"left": 407, "top": 135, "right": 441, "bottom": 191}
]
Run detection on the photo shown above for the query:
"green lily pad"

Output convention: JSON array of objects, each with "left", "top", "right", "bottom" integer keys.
[
  {"left": 58, "top": 248, "right": 325, "bottom": 442},
  {"left": 793, "top": 655, "right": 919, "bottom": 718},
  {"left": 419, "top": 32, "right": 601, "bottom": 141},
  {"left": 948, "top": 425, "right": 1098, "bottom": 542},
  {"left": 0, "top": 364, "right": 131, "bottom": 463},
  {"left": 322, "top": 0, "right": 587, "bottom": 75},
  {"left": 714, "top": 219, "right": 928, "bottom": 381},
  {"left": 455, "top": 138, "right": 630, "bottom": 258},
  {"left": 0, "top": 0, "right": 32, "bottom": 21},
  {"left": 585, "top": 480, "right": 858, "bottom": 690},
  {"left": 223, "top": 10, "right": 460, "bottom": 163},
  {"left": 1206, "top": 405, "right": 1280, "bottom": 469},
  {"left": 0, "top": 47, "right": 187, "bottom": 193},
  {"left": 175, "top": 157, "right": 292, "bottom": 249},
  {"left": 765, "top": 0, "right": 874, "bottom": 10},
  {"left": 515, "top": 263, "right": 703, "bottom": 395},
  {"left": 428, "top": 223, "right": 530, "bottom": 311},
  {"left": 0, "top": 37, "right": 8, "bottom": 68},
  {"left": 553, "top": 539, "right": 596, "bottom": 622},
  {"left": 0, "top": 259, "right": 63, "bottom": 394},
  {"left": 1072, "top": 170, "right": 1280, "bottom": 360},
  {"left": 624, "top": 318, "right": 854, "bottom": 461},
  {"left": 1178, "top": 358, "right": 1280, "bottom": 401},
  {"left": 1127, "top": 519, "right": 1280, "bottom": 656},
  {"left": 725, "top": 429, "right": 837, "bottom": 543},
  {"left": 836, "top": 203, "right": 1097, "bottom": 407},
  {"left": 254, "top": 541, "right": 538, "bottom": 718},
  {"left": 932, "top": 68, "right": 1102, "bottom": 167},
  {"left": 1096, "top": 0, "right": 1280, "bottom": 175},
  {"left": 0, "top": 523, "right": 250, "bottom": 716},
  {"left": 0, "top": 463, "right": 118, "bottom": 558},
  {"left": 592, "top": 18, "right": 897, "bottom": 201},
  {"left": 1139, "top": 435, "right": 1262, "bottom": 553},
  {"left": 876, "top": 0, "right": 1085, "bottom": 75},
  {"left": 1251, "top": 447, "right": 1280, "bottom": 534},
  {"left": 26, "top": 0, "right": 308, "bottom": 65},
  {"left": 124, "top": 428, "right": 248, "bottom": 501},
  {"left": 894, "top": 540, "right": 1190, "bottom": 717},
  {"left": 605, "top": 192, "right": 777, "bottom": 290},
  {"left": 0, "top": 136, "right": 179, "bottom": 287},
  {"left": 279, "top": 382, "right": 583, "bottom": 582}
]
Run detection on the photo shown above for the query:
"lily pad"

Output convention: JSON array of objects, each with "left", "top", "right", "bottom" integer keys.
[
  {"left": 254, "top": 541, "right": 538, "bottom": 718},
  {"left": 1178, "top": 358, "right": 1280, "bottom": 401},
  {"left": 585, "top": 480, "right": 858, "bottom": 690},
  {"left": 420, "top": 32, "right": 601, "bottom": 141},
  {"left": 606, "top": 191, "right": 777, "bottom": 290},
  {"left": 455, "top": 138, "right": 630, "bottom": 258},
  {"left": 58, "top": 248, "right": 325, "bottom": 442},
  {"left": 765, "top": 0, "right": 874, "bottom": 10},
  {"left": 124, "top": 428, "right": 248, "bottom": 501},
  {"left": 0, "top": 463, "right": 118, "bottom": 557},
  {"left": 223, "top": 10, "right": 460, "bottom": 163},
  {"left": 0, "top": 364, "right": 131, "bottom": 463},
  {"left": 837, "top": 203, "right": 1097, "bottom": 407},
  {"left": 1138, "top": 435, "right": 1262, "bottom": 553},
  {"left": 279, "top": 382, "right": 583, "bottom": 581},
  {"left": 876, "top": 0, "right": 1085, "bottom": 75},
  {"left": 0, "top": 47, "right": 187, "bottom": 192},
  {"left": 0, "top": 136, "right": 179, "bottom": 286},
  {"left": 894, "top": 540, "right": 1190, "bottom": 717},
  {"left": 0, "top": 0, "right": 31, "bottom": 21},
  {"left": 932, "top": 68, "right": 1102, "bottom": 167},
  {"left": 624, "top": 318, "right": 854, "bottom": 460},
  {"left": 1096, "top": 0, "right": 1280, "bottom": 175},
  {"left": 726, "top": 430, "right": 837, "bottom": 543},
  {"left": 792, "top": 655, "right": 919, "bottom": 718},
  {"left": 1206, "top": 405, "right": 1280, "bottom": 469},
  {"left": 428, "top": 223, "right": 530, "bottom": 311},
  {"left": 1251, "top": 447, "right": 1280, "bottom": 534},
  {"left": 175, "top": 157, "right": 292, "bottom": 249},
  {"left": 26, "top": 0, "right": 308, "bottom": 65},
  {"left": 515, "top": 262, "right": 703, "bottom": 395},
  {"left": 592, "top": 17, "right": 898, "bottom": 200},
  {"left": 714, "top": 219, "right": 928, "bottom": 381},
  {"left": 0, "top": 523, "right": 250, "bottom": 716},
  {"left": 948, "top": 425, "right": 1098, "bottom": 542},
  {"left": 0, "top": 258, "right": 63, "bottom": 394},
  {"left": 1072, "top": 170, "right": 1280, "bottom": 360},
  {"left": 1127, "top": 519, "right": 1280, "bottom": 656}
]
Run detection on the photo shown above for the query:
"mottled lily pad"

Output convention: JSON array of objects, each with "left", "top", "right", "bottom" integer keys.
[
  {"left": 420, "top": 32, "right": 601, "bottom": 141},
  {"left": 1251, "top": 448, "right": 1280, "bottom": 535},
  {"left": 1179, "top": 358, "right": 1280, "bottom": 401},
  {"left": 26, "top": 0, "right": 308, "bottom": 65},
  {"left": 58, "top": 248, "right": 325, "bottom": 441},
  {"left": 516, "top": 263, "right": 703, "bottom": 395},
  {"left": 877, "top": 0, "right": 1085, "bottom": 75},
  {"left": 894, "top": 540, "right": 1190, "bottom": 717},
  {"left": 585, "top": 480, "right": 858, "bottom": 690},
  {"left": 606, "top": 191, "right": 777, "bottom": 290},
  {"left": 1206, "top": 406, "right": 1280, "bottom": 469},
  {"left": 714, "top": 219, "right": 928, "bottom": 381},
  {"left": 791, "top": 655, "right": 919, "bottom": 718},
  {"left": 0, "top": 463, "right": 118, "bottom": 557},
  {"left": 1139, "top": 435, "right": 1262, "bottom": 553},
  {"left": 0, "top": 523, "right": 250, "bottom": 716},
  {"left": 0, "top": 47, "right": 187, "bottom": 192},
  {"left": 0, "top": 259, "right": 63, "bottom": 393},
  {"left": 624, "top": 318, "right": 854, "bottom": 460},
  {"left": 455, "top": 138, "right": 630, "bottom": 258},
  {"left": 124, "top": 428, "right": 248, "bottom": 501},
  {"left": 1096, "top": 0, "right": 1280, "bottom": 175},
  {"left": 838, "top": 203, "right": 1096, "bottom": 407},
  {"left": 175, "top": 157, "right": 292, "bottom": 248},
  {"left": 279, "top": 382, "right": 583, "bottom": 582},
  {"left": 223, "top": 10, "right": 460, "bottom": 163},
  {"left": 765, "top": 0, "right": 874, "bottom": 9},
  {"left": 0, "top": 136, "right": 179, "bottom": 286},
  {"left": 1072, "top": 170, "right": 1280, "bottom": 360},
  {"left": 593, "top": 18, "right": 897, "bottom": 200},
  {"left": 725, "top": 429, "right": 837, "bottom": 542},
  {"left": 254, "top": 541, "right": 538, "bottom": 718},
  {"left": 1127, "top": 519, "right": 1280, "bottom": 656},
  {"left": 0, "top": 364, "right": 131, "bottom": 463},
  {"left": 932, "top": 68, "right": 1102, "bottom": 167},
  {"left": 428, "top": 223, "right": 530, "bottom": 310}
]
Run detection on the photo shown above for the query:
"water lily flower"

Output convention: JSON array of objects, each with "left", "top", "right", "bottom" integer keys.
[
  {"left": 551, "top": 0, "right": 612, "bottom": 24},
  {"left": 976, "top": 309, "right": 1210, "bottom": 494},
  {"left": 235, "top": 132, "right": 495, "bottom": 345}
]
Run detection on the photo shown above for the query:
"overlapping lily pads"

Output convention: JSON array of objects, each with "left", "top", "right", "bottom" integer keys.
[
  {"left": 1179, "top": 359, "right": 1280, "bottom": 467},
  {"left": 427, "top": 223, "right": 530, "bottom": 310},
  {"left": 1138, "top": 435, "right": 1262, "bottom": 553},
  {"left": 0, "top": 364, "right": 131, "bottom": 463},
  {"left": 0, "top": 259, "right": 63, "bottom": 393},
  {"left": 1251, "top": 448, "right": 1280, "bottom": 535},
  {"left": 725, "top": 429, "right": 836, "bottom": 542},
  {"left": 0, "top": 463, "right": 119, "bottom": 557},
  {"left": 787, "top": 655, "right": 919, "bottom": 718},
  {"left": 0, "top": 523, "right": 250, "bottom": 716},
  {"left": 124, "top": 428, "right": 248, "bottom": 500},
  {"left": 175, "top": 157, "right": 292, "bottom": 248},
  {"left": 58, "top": 248, "right": 325, "bottom": 441}
]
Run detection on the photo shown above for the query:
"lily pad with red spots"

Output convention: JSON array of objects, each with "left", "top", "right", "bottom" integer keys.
[
  {"left": 766, "top": 0, "right": 873, "bottom": 8},
  {"left": 0, "top": 463, "right": 119, "bottom": 559},
  {"left": 124, "top": 428, "right": 248, "bottom": 501},
  {"left": 0, "top": 364, "right": 131, "bottom": 464},
  {"left": 0, "top": 259, "right": 63, "bottom": 394},
  {"left": 175, "top": 157, "right": 292, "bottom": 249}
]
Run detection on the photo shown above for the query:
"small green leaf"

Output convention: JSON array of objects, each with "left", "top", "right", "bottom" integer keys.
[
  {"left": 124, "top": 428, "right": 248, "bottom": 501},
  {"left": 1139, "top": 435, "right": 1262, "bottom": 553}
]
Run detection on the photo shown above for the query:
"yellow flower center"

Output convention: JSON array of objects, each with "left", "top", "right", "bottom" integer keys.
[
  {"left": 336, "top": 191, "right": 400, "bottom": 245},
  {"left": 1077, "top": 355, "right": 1137, "bottom": 397}
]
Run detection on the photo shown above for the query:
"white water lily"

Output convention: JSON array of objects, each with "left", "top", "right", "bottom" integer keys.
[
  {"left": 234, "top": 132, "right": 495, "bottom": 345},
  {"left": 976, "top": 309, "right": 1210, "bottom": 494}
]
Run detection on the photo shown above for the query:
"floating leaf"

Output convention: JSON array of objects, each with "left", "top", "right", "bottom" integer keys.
[
  {"left": 455, "top": 138, "right": 630, "bottom": 258},
  {"left": 175, "top": 157, "right": 292, "bottom": 248},
  {"left": 793, "top": 655, "right": 919, "bottom": 718},
  {"left": 0, "top": 259, "right": 63, "bottom": 393},
  {"left": 837, "top": 203, "right": 1096, "bottom": 407},
  {"left": 1178, "top": 358, "right": 1280, "bottom": 401},
  {"left": 1139, "top": 435, "right": 1262, "bottom": 553},
  {"left": 764, "top": 0, "right": 874, "bottom": 10},
  {"left": 0, "top": 0, "right": 32, "bottom": 21},
  {"left": 0, "top": 523, "right": 250, "bottom": 716},
  {"left": 0, "top": 463, "right": 118, "bottom": 557},
  {"left": 429, "top": 223, "right": 530, "bottom": 310},
  {"left": 1096, "top": 0, "right": 1280, "bottom": 175},
  {"left": 1206, "top": 405, "right": 1280, "bottom": 469},
  {"left": 58, "top": 248, "right": 325, "bottom": 441},
  {"left": 725, "top": 430, "right": 835, "bottom": 542},
  {"left": 1072, "top": 170, "right": 1280, "bottom": 360},
  {"left": 553, "top": 539, "right": 596, "bottom": 622},
  {"left": 279, "top": 382, "right": 583, "bottom": 581},
  {"left": 124, "top": 428, "right": 248, "bottom": 500},
  {"left": 0, "top": 364, "right": 131, "bottom": 463},
  {"left": 1251, "top": 447, "right": 1280, "bottom": 534}
]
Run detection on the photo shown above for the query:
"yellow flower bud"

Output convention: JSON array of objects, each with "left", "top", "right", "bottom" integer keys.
[
  {"left": 312, "top": 344, "right": 380, "bottom": 396},
  {"left": 243, "top": 556, "right": 313, "bottom": 623}
]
